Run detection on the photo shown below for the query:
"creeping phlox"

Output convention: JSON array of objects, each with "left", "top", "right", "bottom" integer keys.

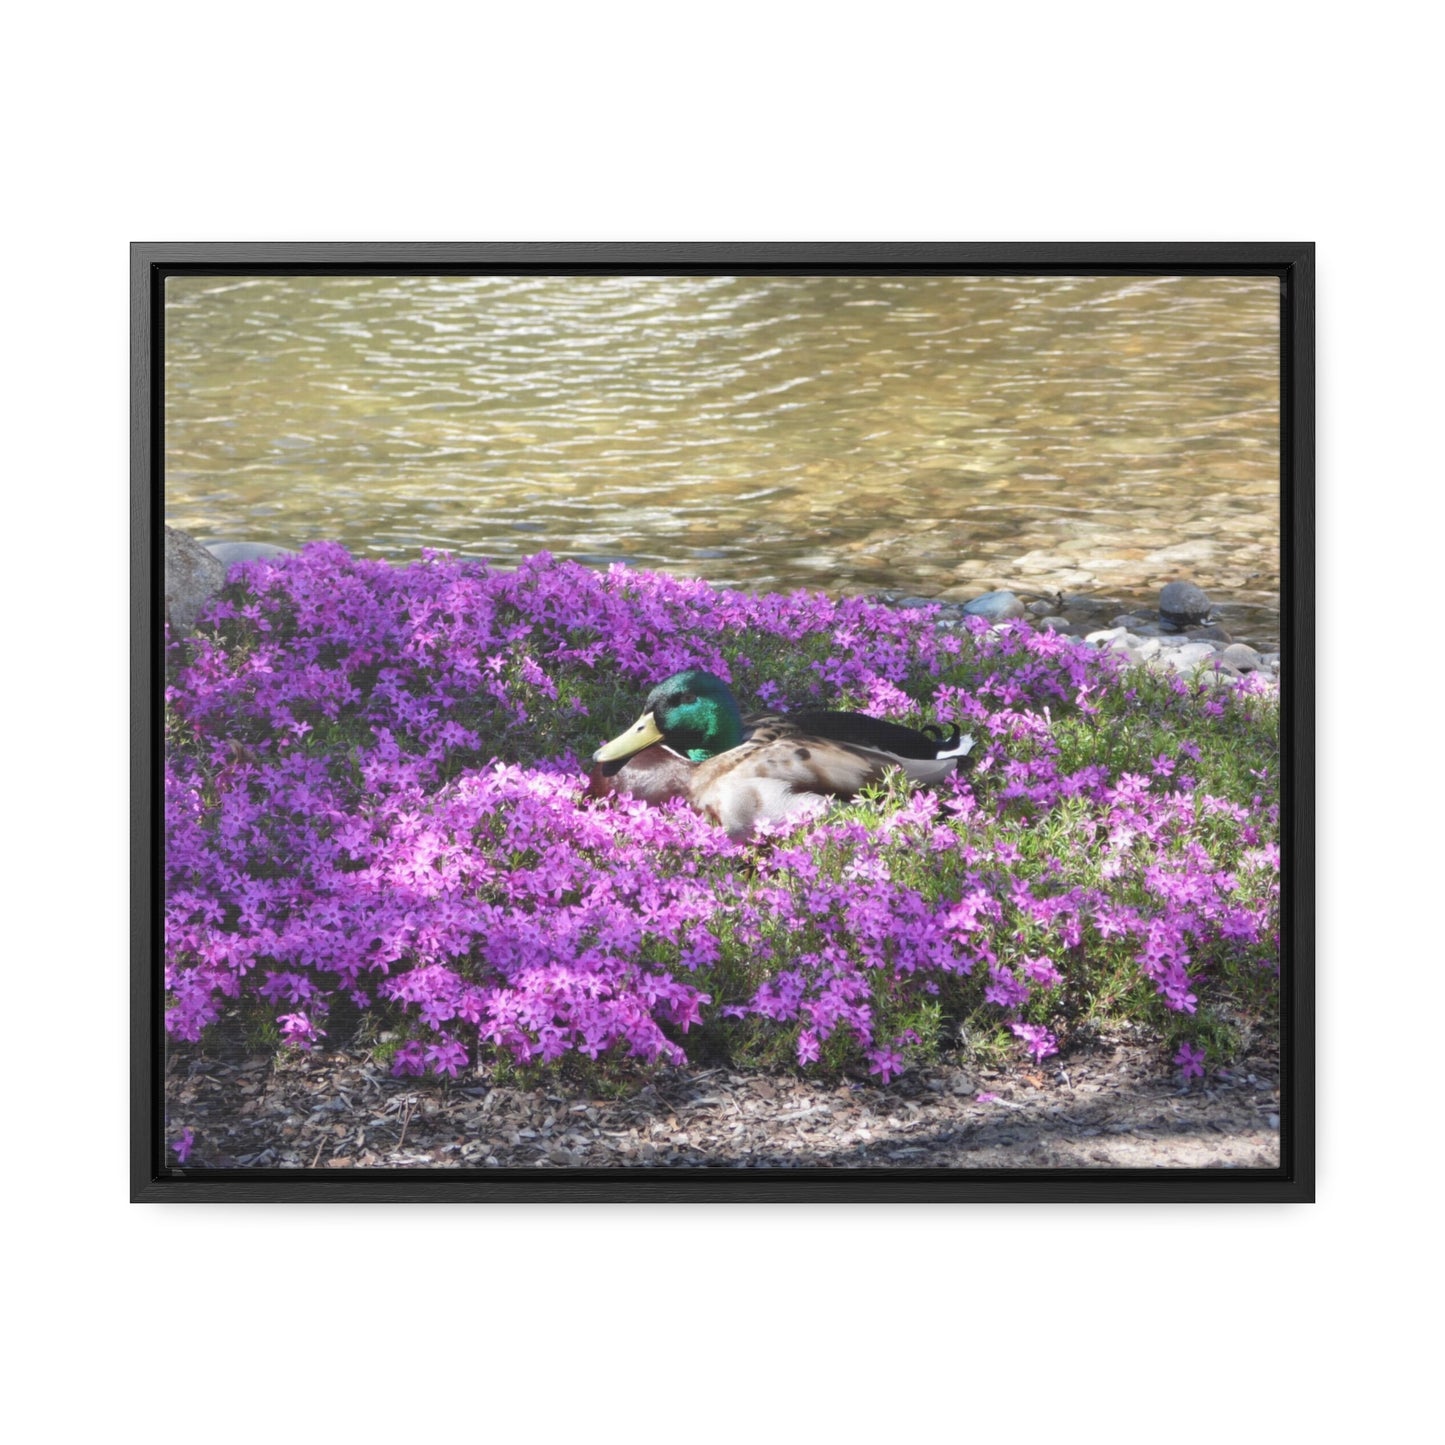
[{"left": 164, "top": 546, "right": 1279, "bottom": 1085}]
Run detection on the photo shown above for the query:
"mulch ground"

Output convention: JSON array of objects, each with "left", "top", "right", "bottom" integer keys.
[{"left": 164, "top": 1025, "right": 1281, "bottom": 1172}]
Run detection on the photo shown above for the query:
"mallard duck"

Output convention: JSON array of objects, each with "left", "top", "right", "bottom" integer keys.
[{"left": 586, "top": 669, "right": 973, "bottom": 841}]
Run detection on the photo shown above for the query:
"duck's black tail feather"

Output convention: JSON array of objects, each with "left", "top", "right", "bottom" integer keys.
[{"left": 788, "top": 710, "right": 969, "bottom": 762}]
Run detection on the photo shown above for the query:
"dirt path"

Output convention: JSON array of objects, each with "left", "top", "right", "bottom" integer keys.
[{"left": 165, "top": 1029, "right": 1281, "bottom": 1171}]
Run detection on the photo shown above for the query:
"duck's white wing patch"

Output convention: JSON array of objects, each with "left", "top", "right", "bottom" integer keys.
[{"left": 933, "top": 732, "right": 974, "bottom": 760}]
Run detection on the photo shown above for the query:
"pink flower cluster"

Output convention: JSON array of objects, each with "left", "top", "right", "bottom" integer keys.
[{"left": 163, "top": 546, "right": 1279, "bottom": 1082}]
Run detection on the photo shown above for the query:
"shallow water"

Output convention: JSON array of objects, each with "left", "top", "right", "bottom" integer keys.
[{"left": 165, "top": 273, "right": 1281, "bottom": 644}]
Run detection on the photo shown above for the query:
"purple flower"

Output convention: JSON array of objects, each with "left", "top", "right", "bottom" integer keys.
[
  {"left": 1174, "top": 1042, "right": 1206, "bottom": 1080},
  {"left": 391, "top": 1041, "right": 427, "bottom": 1077},
  {"left": 1009, "top": 1021, "right": 1059, "bottom": 1063},
  {"left": 1021, "top": 955, "right": 1062, "bottom": 987},
  {"left": 278, "top": 1012, "right": 321, "bottom": 1050},
  {"left": 173, "top": 1128, "right": 194, "bottom": 1164},
  {"left": 426, "top": 1039, "right": 469, "bottom": 1078},
  {"left": 867, "top": 1048, "right": 906, "bottom": 1084},
  {"left": 984, "top": 963, "right": 1031, "bottom": 1009}
]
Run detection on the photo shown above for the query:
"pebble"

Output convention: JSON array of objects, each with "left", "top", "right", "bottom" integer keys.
[{"left": 874, "top": 575, "right": 1281, "bottom": 689}]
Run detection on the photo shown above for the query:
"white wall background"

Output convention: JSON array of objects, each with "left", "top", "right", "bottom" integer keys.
[{"left": 3, "top": 2, "right": 1433, "bottom": 1438}]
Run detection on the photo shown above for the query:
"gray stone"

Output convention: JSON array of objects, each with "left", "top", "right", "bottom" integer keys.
[
  {"left": 962, "top": 589, "right": 1026, "bottom": 622},
  {"left": 1085, "top": 626, "right": 1137, "bottom": 651},
  {"left": 1186, "top": 623, "right": 1233, "bottom": 644},
  {"left": 1159, "top": 579, "right": 1212, "bottom": 625},
  {"left": 165, "top": 526, "right": 226, "bottom": 638},
  {"left": 1163, "top": 642, "right": 1221, "bottom": 674},
  {"left": 1026, "top": 600, "right": 1055, "bottom": 617},
  {"left": 1112, "top": 613, "right": 1150, "bottom": 631},
  {"left": 206, "top": 541, "right": 293, "bottom": 565},
  {"left": 1037, "top": 615, "right": 1073, "bottom": 633},
  {"left": 1221, "top": 643, "right": 1263, "bottom": 673},
  {"left": 1200, "top": 664, "right": 1243, "bottom": 686}
]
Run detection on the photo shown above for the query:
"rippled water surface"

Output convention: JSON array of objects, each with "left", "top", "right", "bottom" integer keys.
[{"left": 166, "top": 273, "right": 1280, "bottom": 638}]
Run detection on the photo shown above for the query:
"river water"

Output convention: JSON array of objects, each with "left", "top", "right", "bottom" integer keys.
[{"left": 165, "top": 273, "right": 1280, "bottom": 643}]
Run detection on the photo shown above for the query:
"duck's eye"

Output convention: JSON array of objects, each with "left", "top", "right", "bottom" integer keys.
[{"left": 676, "top": 692, "right": 695, "bottom": 706}]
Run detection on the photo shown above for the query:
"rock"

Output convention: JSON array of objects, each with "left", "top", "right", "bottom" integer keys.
[
  {"left": 1186, "top": 623, "right": 1233, "bottom": 644},
  {"left": 206, "top": 541, "right": 293, "bottom": 565},
  {"left": 1037, "top": 615, "right": 1073, "bottom": 633},
  {"left": 1026, "top": 600, "right": 1055, "bottom": 617},
  {"left": 1085, "top": 626, "right": 1135, "bottom": 650},
  {"left": 886, "top": 594, "right": 946, "bottom": 611},
  {"left": 962, "top": 590, "right": 1026, "bottom": 622},
  {"left": 1200, "top": 664, "right": 1243, "bottom": 687},
  {"left": 1221, "top": 643, "right": 1263, "bottom": 672},
  {"left": 1112, "top": 613, "right": 1150, "bottom": 631},
  {"left": 1159, "top": 579, "right": 1212, "bottom": 626},
  {"left": 1164, "top": 641, "right": 1224, "bottom": 674},
  {"left": 165, "top": 526, "right": 226, "bottom": 638}
]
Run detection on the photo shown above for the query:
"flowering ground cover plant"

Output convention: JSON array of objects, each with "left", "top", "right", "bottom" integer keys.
[{"left": 164, "top": 546, "right": 1280, "bottom": 1100}]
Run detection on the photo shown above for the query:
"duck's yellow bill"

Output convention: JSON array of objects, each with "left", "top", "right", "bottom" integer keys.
[{"left": 593, "top": 711, "right": 665, "bottom": 763}]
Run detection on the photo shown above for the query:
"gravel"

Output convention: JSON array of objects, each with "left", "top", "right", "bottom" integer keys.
[{"left": 164, "top": 1028, "right": 1281, "bottom": 1173}]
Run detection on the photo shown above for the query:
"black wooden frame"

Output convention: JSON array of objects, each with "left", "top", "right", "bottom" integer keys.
[{"left": 132, "top": 243, "right": 1315, "bottom": 1202}]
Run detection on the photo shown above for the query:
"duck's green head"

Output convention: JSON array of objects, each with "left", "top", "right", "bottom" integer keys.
[{"left": 593, "top": 669, "right": 744, "bottom": 763}]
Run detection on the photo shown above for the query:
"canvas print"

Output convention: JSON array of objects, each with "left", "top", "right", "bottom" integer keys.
[{"left": 160, "top": 270, "right": 1285, "bottom": 1174}]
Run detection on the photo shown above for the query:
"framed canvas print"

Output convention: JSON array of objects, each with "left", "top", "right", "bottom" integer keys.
[{"left": 132, "top": 243, "right": 1314, "bottom": 1201}]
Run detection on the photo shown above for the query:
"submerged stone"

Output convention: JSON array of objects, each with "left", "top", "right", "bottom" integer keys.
[
  {"left": 206, "top": 541, "right": 294, "bottom": 565},
  {"left": 962, "top": 589, "right": 1026, "bottom": 622}
]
